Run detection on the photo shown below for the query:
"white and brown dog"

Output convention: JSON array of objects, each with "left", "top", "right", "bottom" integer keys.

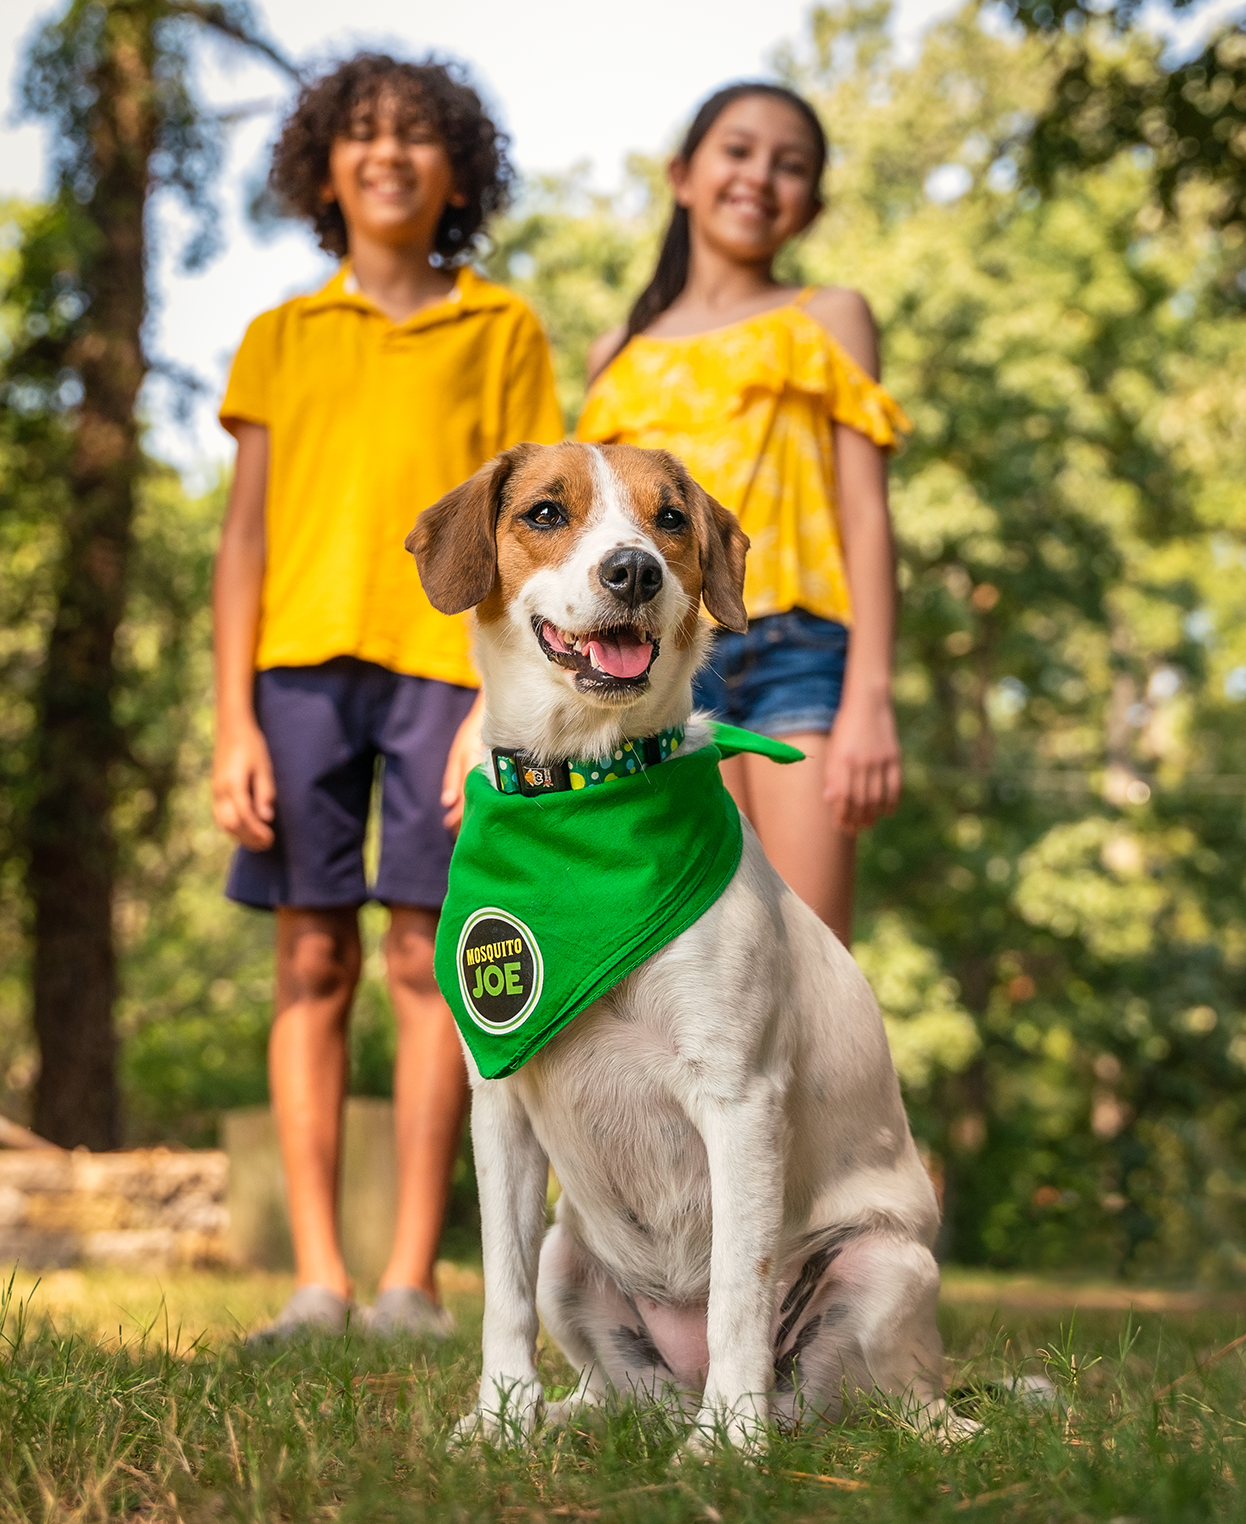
[{"left": 409, "top": 440, "right": 950, "bottom": 1449}]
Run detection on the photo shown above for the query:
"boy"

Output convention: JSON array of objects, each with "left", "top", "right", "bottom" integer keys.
[{"left": 213, "top": 54, "right": 563, "bottom": 1339}]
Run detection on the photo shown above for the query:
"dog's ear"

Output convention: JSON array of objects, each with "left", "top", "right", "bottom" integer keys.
[
  {"left": 406, "top": 443, "right": 541, "bottom": 614},
  {"left": 658, "top": 452, "right": 749, "bottom": 633},
  {"left": 697, "top": 487, "right": 750, "bottom": 633}
]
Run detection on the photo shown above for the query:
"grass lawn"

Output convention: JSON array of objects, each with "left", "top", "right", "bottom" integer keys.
[{"left": 2, "top": 1263, "right": 1245, "bottom": 1522}]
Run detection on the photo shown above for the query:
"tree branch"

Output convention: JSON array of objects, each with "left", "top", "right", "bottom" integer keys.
[{"left": 167, "top": 0, "right": 303, "bottom": 82}]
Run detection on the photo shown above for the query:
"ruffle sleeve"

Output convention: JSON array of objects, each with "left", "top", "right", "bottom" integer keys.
[
  {"left": 575, "top": 308, "right": 911, "bottom": 449},
  {"left": 819, "top": 330, "right": 913, "bottom": 449}
]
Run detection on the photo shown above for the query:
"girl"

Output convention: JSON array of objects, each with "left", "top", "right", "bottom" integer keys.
[
  {"left": 213, "top": 55, "right": 562, "bottom": 1341},
  {"left": 577, "top": 82, "right": 907, "bottom": 945}
]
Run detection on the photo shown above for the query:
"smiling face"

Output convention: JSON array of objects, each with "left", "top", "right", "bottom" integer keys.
[
  {"left": 482, "top": 445, "right": 703, "bottom": 704},
  {"left": 409, "top": 442, "right": 748, "bottom": 759},
  {"left": 669, "top": 93, "right": 823, "bottom": 265},
  {"left": 323, "top": 92, "right": 465, "bottom": 249}
]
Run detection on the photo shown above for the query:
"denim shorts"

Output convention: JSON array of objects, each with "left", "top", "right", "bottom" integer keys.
[
  {"left": 226, "top": 657, "right": 477, "bottom": 912},
  {"left": 691, "top": 609, "right": 849, "bottom": 737}
]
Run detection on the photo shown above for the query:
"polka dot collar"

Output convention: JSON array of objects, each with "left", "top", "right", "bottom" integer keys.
[{"left": 491, "top": 727, "right": 686, "bottom": 796}]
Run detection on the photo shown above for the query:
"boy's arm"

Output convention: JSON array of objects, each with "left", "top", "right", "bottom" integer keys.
[
  {"left": 441, "top": 688, "right": 484, "bottom": 832},
  {"left": 212, "top": 422, "right": 276, "bottom": 850}
]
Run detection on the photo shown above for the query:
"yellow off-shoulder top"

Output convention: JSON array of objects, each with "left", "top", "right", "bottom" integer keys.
[{"left": 575, "top": 289, "right": 911, "bottom": 626}]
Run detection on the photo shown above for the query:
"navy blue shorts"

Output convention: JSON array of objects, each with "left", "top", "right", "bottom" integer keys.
[
  {"left": 692, "top": 609, "right": 849, "bottom": 737},
  {"left": 226, "top": 658, "right": 478, "bottom": 911}
]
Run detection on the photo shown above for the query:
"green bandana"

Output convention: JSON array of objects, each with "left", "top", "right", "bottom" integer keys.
[{"left": 436, "top": 723, "right": 803, "bottom": 1079}]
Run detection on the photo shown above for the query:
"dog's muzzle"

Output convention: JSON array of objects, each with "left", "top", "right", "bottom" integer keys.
[{"left": 533, "top": 616, "right": 660, "bottom": 692}]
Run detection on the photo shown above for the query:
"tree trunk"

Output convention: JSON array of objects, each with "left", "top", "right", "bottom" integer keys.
[{"left": 29, "top": 6, "right": 158, "bottom": 1149}]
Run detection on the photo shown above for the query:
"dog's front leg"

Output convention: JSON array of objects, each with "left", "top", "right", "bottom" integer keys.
[
  {"left": 462, "top": 1078, "right": 548, "bottom": 1443},
  {"left": 686, "top": 1077, "right": 785, "bottom": 1453}
]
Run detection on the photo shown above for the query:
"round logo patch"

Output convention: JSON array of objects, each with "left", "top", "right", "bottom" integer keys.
[{"left": 456, "top": 908, "right": 544, "bottom": 1034}]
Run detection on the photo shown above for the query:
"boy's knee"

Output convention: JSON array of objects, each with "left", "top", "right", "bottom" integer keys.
[
  {"left": 386, "top": 926, "right": 438, "bottom": 1000},
  {"left": 278, "top": 915, "right": 361, "bottom": 1004}
]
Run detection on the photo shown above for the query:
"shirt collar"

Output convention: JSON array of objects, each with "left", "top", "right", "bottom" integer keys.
[{"left": 301, "top": 262, "right": 512, "bottom": 330}]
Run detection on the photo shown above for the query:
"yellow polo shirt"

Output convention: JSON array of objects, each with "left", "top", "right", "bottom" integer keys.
[{"left": 220, "top": 265, "right": 564, "bottom": 686}]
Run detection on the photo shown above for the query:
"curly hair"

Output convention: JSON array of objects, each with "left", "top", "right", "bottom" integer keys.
[{"left": 269, "top": 53, "right": 514, "bottom": 262}]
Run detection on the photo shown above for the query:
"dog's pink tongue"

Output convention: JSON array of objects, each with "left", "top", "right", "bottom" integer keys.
[{"left": 587, "top": 630, "right": 653, "bottom": 679}]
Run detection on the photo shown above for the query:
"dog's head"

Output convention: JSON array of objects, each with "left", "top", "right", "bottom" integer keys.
[{"left": 407, "top": 442, "right": 747, "bottom": 755}]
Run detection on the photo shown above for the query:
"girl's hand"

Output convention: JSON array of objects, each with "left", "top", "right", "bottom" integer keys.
[
  {"left": 823, "top": 692, "right": 902, "bottom": 834},
  {"left": 442, "top": 692, "right": 485, "bottom": 830},
  {"left": 213, "top": 719, "right": 276, "bottom": 850}
]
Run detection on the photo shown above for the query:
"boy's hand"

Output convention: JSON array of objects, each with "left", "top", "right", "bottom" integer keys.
[
  {"left": 213, "top": 720, "right": 277, "bottom": 850},
  {"left": 823, "top": 691, "right": 902, "bottom": 834},
  {"left": 442, "top": 692, "right": 485, "bottom": 831}
]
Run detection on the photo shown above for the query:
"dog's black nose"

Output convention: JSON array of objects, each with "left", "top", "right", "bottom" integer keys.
[{"left": 598, "top": 548, "right": 663, "bottom": 609}]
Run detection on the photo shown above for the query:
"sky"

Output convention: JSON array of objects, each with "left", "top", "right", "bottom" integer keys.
[{"left": 2, "top": 0, "right": 1243, "bottom": 478}]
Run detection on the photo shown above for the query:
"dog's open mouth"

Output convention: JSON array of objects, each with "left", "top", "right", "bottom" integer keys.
[{"left": 534, "top": 617, "right": 659, "bottom": 688}]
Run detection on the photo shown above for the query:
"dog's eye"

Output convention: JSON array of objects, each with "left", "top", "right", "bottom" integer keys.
[
  {"left": 523, "top": 500, "right": 567, "bottom": 529},
  {"left": 654, "top": 505, "right": 687, "bottom": 533}
]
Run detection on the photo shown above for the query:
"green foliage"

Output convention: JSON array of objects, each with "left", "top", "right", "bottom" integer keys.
[
  {"left": 1027, "top": 29, "right": 1246, "bottom": 232},
  {"left": 999, "top": 0, "right": 1246, "bottom": 285},
  {"left": 854, "top": 915, "right": 981, "bottom": 1089},
  {"left": 2, "top": 1269, "right": 1246, "bottom": 1520}
]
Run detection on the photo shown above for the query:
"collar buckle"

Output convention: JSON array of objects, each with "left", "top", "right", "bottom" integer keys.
[{"left": 492, "top": 749, "right": 571, "bottom": 796}]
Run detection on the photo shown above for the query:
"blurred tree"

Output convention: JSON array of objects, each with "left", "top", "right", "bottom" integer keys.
[
  {"left": 1000, "top": 0, "right": 1246, "bottom": 297},
  {"left": 9, "top": 0, "right": 294, "bottom": 1147}
]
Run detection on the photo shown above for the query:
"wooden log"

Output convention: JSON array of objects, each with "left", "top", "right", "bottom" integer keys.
[
  {"left": 0, "top": 1147, "right": 229, "bottom": 1269},
  {"left": 0, "top": 1115, "right": 64, "bottom": 1152}
]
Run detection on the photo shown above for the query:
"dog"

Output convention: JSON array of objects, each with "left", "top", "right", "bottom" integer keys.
[{"left": 408, "top": 440, "right": 951, "bottom": 1450}]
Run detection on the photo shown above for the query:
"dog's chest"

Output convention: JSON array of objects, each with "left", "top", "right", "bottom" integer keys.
[{"left": 512, "top": 984, "right": 721, "bottom": 1299}]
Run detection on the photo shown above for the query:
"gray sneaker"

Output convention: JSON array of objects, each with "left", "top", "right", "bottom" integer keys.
[
  {"left": 362, "top": 1286, "right": 454, "bottom": 1340},
  {"left": 245, "top": 1285, "right": 352, "bottom": 1346}
]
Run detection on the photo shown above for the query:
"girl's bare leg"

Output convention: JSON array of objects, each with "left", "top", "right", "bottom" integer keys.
[
  {"left": 271, "top": 906, "right": 362, "bottom": 1298},
  {"left": 720, "top": 736, "right": 857, "bottom": 945},
  {"left": 379, "top": 905, "right": 470, "bottom": 1298}
]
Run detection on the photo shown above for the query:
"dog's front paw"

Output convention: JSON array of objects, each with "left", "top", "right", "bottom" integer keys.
[
  {"left": 542, "top": 1393, "right": 603, "bottom": 1430},
  {"left": 453, "top": 1376, "right": 545, "bottom": 1447},
  {"left": 679, "top": 1400, "right": 769, "bottom": 1460}
]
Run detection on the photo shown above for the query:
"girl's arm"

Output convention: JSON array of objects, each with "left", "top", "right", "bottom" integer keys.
[
  {"left": 212, "top": 422, "right": 277, "bottom": 850},
  {"left": 808, "top": 288, "right": 902, "bottom": 834}
]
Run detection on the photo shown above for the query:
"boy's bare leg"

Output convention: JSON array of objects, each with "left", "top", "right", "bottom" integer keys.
[
  {"left": 271, "top": 905, "right": 362, "bottom": 1299},
  {"left": 719, "top": 739, "right": 857, "bottom": 946},
  {"left": 380, "top": 905, "right": 469, "bottom": 1299}
]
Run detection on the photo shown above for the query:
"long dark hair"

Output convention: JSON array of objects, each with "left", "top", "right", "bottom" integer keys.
[{"left": 614, "top": 83, "right": 828, "bottom": 362}]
